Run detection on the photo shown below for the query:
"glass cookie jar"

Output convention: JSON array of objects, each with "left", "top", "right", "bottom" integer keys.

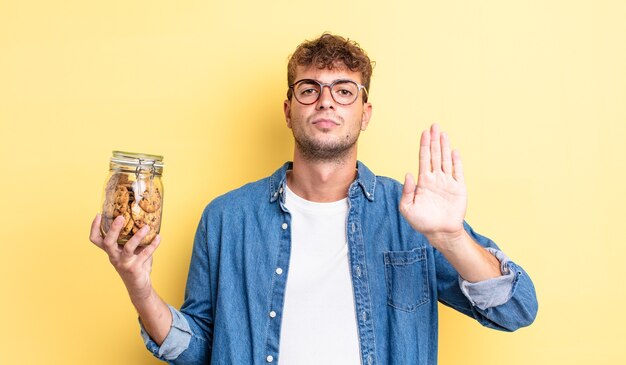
[{"left": 100, "top": 151, "right": 164, "bottom": 245}]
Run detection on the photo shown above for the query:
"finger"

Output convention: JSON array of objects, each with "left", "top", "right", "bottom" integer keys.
[
  {"left": 102, "top": 215, "right": 125, "bottom": 253},
  {"left": 430, "top": 124, "right": 442, "bottom": 172},
  {"left": 441, "top": 131, "right": 452, "bottom": 175},
  {"left": 122, "top": 225, "right": 150, "bottom": 257},
  {"left": 400, "top": 173, "right": 417, "bottom": 210},
  {"left": 89, "top": 214, "right": 104, "bottom": 248},
  {"left": 418, "top": 130, "right": 431, "bottom": 176},
  {"left": 139, "top": 234, "right": 161, "bottom": 264},
  {"left": 452, "top": 149, "right": 465, "bottom": 183}
]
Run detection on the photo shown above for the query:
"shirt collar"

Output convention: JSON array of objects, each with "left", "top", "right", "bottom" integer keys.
[{"left": 268, "top": 160, "right": 376, "bottom": 203}]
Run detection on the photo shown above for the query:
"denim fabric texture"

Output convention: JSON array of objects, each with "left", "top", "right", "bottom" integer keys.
[{"left": 142, "top": 161, "right": 538, "bottom": 364}]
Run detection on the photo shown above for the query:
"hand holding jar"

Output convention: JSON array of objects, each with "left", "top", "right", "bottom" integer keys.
[{"left": 89, "top": 151, "right": 166, "bottom": 309}]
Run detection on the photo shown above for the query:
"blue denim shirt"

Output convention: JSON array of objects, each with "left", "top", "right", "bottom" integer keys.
[{"left": 142, "top": 161, "right": 538, "bottom": 364}]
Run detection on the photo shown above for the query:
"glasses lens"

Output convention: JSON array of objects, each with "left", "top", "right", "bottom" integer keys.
[
  {"left": 294, "top": 81, "right": 321, "bottom": 104},
  {"left": 331, "top": 81, "right": 359, "bottom": 105}
]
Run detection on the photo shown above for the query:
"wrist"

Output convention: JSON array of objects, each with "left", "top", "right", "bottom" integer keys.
[
  {"left": 424, "top": 229, "right": 467, "bottom": 252},
  {"left": 128, "top": 284, "right": 156, "bottom": 307}
]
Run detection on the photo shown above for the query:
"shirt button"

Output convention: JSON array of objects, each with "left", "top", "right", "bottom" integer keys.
[
  {"left": 269, "top": 311, "right": 276, "bottom": 318},
  {"left": 355, "top": 265, "right": 362, "bottom": 277},
  {"left": 266, "top": 355, "right": 274, "bottom": 363},
  {"left": 281, "top": 223, "right": 288, "bottom": 230},
  {"left": 367, "top": 354, "right": 374, "bottom": 364},
  {"left": 275, "top": 268, "right": 283, "bottom": 275},
  {"left": 279, "top": 187, "right": 284, "bottom": 194},
  {"left": 362, "top": 311, "right": 368, "bottom": 321}
]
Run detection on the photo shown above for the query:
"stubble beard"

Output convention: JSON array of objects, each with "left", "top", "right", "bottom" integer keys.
[{"left": 292, "top": 124, "right": 360, "bottom": 164}]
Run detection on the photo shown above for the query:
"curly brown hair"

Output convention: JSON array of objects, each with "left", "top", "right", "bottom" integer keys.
[{"left": 287, "top": 33, "right": 374, "bottom": 102}]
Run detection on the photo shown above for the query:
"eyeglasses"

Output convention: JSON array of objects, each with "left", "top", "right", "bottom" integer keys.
[{"left": 289, "top": 79, "right": 368, "bottom": 105}]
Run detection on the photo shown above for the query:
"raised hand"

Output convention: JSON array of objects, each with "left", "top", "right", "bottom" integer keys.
[
  {"left": 89, "top": 214, "right": 172, "bottom": 344},
  {"left": 89, "top": 214, "right": 161, "bottom": 301},
  {"left": 399, "top": 124, "right": 467, "bottom": 250}
]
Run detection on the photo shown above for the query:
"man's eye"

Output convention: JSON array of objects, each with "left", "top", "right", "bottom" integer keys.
[
  {"left": 300, "top": 88, "right": 318, "bottom": 95},
  {"left": 336, "top": 89, "right": 353, "bottom": 96}
]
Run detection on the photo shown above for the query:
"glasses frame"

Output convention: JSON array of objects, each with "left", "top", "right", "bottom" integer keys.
[{"left": 289, "top": 78, "right": 369, "bottom": 105}]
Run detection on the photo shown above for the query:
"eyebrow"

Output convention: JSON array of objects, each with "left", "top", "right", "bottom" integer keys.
[{"left": 295, "top": 78, "right": 357, "bottom": 84}]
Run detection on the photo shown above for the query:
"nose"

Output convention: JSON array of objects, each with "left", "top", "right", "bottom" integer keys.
[{"left": 316, "top": 85, "right": 335, "bottom": 110}]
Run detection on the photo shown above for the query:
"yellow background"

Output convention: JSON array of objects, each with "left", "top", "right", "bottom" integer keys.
[{"left": 1, "top": 0, "right": 624, "bottom": 364}]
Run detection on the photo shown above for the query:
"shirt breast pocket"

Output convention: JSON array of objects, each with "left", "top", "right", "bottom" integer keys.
[{"left": 383, "top": 247, "right": 429, "bottom": 312}]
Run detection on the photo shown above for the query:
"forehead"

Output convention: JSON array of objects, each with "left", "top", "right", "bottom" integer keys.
[{"left": 294, "top": 65, "right": 363, "bottom": 84}]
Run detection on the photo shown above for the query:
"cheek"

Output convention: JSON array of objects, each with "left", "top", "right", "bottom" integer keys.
[{"left": 290, "top": 108, "right": 307, "bottom": 123}]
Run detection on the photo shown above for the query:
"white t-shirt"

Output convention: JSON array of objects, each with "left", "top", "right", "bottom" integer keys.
[{"left": 278, "top": 184, "right": 361, "bottom": 365}]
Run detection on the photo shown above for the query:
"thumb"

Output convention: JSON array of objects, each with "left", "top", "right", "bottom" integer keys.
[{"left": 400, "top": 173, "right": 416, "bottom": 208}]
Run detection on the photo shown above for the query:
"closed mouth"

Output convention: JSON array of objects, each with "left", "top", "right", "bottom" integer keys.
[{"left": 312, "top": 118, "right": 340, "bottom": 125}]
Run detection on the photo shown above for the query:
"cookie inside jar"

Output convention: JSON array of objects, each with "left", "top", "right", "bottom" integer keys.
[{"left": 100, "top": 151, "right": 164, "bottom": 245}]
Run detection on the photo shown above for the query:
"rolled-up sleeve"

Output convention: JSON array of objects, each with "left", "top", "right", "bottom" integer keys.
[
  {"left": 436, "top": 221, "right": 538, "bottom": 332},
  {"left": 458, "top": 247, "right": 517, "bottom": 310},
  {"left": 140, "top": 304, "right": 192, "bottom": 361}
]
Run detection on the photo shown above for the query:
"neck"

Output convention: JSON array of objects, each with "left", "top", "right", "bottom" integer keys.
[{"left": 287, "top": 147, "right": 358, "bottom": 202}]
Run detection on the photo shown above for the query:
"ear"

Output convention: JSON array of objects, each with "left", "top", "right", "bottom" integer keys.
[
  {"left": 283, "top": 99, "right": 292, "bottom": 129},
  {"left": 360, "top": 102, "right": 373, "bottom": 131}
]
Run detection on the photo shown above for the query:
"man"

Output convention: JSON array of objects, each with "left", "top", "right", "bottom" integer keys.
[{"left": 90, "top": 33, "right": 537, "bottom": 365}]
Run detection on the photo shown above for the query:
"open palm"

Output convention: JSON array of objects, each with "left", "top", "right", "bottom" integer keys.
[{"left": 400, "top": 124, "right": 467, "bottom": 241}]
